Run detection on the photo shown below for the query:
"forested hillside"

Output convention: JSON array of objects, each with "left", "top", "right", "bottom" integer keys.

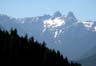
[{"left": 0, "top": 28, "right": 81, "bottom": 66}]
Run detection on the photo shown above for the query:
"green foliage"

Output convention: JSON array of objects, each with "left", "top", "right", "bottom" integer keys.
[{"left": 0, "top": 28, "right": 81, "bottom": 66}]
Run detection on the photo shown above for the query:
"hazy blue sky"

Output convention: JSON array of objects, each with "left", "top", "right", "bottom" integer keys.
[{"left": 0, "top": 0, "right": 96, "bottom": 20}]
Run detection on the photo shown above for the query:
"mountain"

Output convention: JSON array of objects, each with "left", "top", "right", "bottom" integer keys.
[
  {"left": 77, "top": 46, "right": 96, "bottom": 66},
  {"left": 0, "top": 28, "right": 81, "bottom": 66},
  {"left": 77, "top": 54, "right": 96, "bottom": 66},
  {"left": 78, "top": 46, "right": 96, "bottom": 59},
  {"left": 0, "top": 11, "right": 96, "bottom": 60},
  {"left": 52, "top": 11, "right": 62, "bottom": 19}
]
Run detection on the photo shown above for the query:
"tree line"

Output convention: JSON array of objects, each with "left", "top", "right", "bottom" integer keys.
[{"left": 0, "top": 28, "right": 81, "bottom": 66}]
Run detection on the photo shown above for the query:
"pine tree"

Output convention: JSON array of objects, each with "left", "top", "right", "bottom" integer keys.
[{"left": 0, "top": 28, "right": 82, "bottom": 66}]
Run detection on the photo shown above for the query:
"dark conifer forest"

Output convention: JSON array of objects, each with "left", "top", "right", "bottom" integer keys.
[{"left": 0, "top": 28, "right": 81, "bottom": 66}]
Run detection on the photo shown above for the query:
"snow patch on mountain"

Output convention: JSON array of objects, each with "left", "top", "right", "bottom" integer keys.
[
  {"left": 0, "top": 11, "right": 96, "bottom": 60},
  {"left": 43, "top": 17, "right": 65, "bottom": 29},
  {"left": 82, "top": 21, "right": 94, "bottom": 28},
  {"left": 94, "top": 26, "right": 96, "bottom": 31},
  {"left": 54, "top": 31, "right": 58, "bottom": 38},
  {"left": 54, "top": 30, "right": 63, "bottom": 38}
]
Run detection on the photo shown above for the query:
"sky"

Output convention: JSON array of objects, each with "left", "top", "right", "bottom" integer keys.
[{"left": 0, "top": 0, "right": 96, "bottom": 20}]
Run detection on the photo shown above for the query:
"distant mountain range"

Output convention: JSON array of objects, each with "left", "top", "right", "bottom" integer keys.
[
  {"left": 0, "top": 11, "right": 96, "bottom": 60},
  {"left": 77, "top": 46, "right": 96, "bottom": 66},
  {"left": 78, "top": 54, "right": 96, "bottom": 66}
]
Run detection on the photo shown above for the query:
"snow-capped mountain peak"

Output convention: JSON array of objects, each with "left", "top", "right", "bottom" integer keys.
[
  {"left": 0, "top": 11, "right": 96, "bottom": 60},
  {"left": 43, "top": 17, "right": 65, "bottom": 29},
  {"left": 82, "top": 20, "right": 94, "bottom": 28},
  {"left": 81, "top": 20, "right": 96, "bottom": 31},
  {"left": 65, "top": 11, "right": 77, "bottom": 23},
  {"left": 52, "top": 11, "right": 62, "bottom": 19}
]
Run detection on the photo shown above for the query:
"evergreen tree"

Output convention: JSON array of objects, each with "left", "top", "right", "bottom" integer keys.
[{"left": 0, "top": 28, "right": 82, "bottom": 66}]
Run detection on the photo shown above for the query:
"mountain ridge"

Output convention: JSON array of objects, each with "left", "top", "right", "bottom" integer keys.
[{"left": 0, "top": 11, "right": 96, "bottom": 60}]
